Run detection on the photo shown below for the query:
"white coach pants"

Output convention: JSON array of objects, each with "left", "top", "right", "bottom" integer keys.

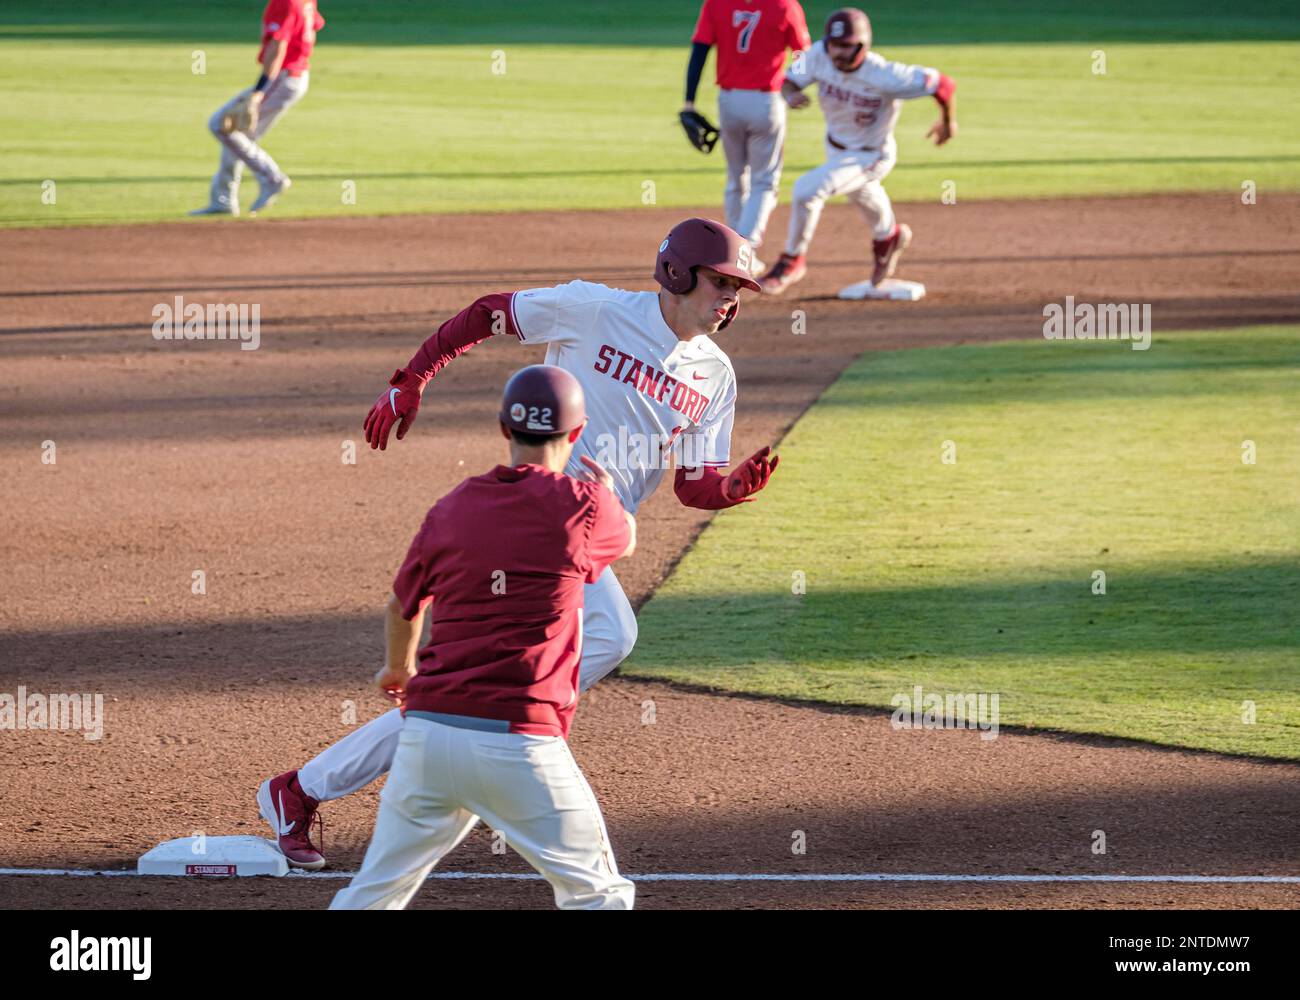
[
  {"left": 298, "top": 566, "right": 638, "bottom": 802},
  {"left": 329, "top": 717, "right": 634, "bottom": 910},
  {"left": 205, "top": 71, "right": 309, "bottom": 210},
  {"left": 785, "top": 137, "right": 898, "bottom": 257},
  {"left": 717, "top": 89, "right": 787, "bottom": 249}
]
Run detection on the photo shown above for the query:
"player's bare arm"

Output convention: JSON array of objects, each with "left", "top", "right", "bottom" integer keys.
[
  {"left": 253, "top": 37, "right": 289, "bottom": 108},
  {"left": 927, "top": 76, "right": 957, "bottom": 146},
  {"left": 579, "top": 455, "right": 637, "bottom": 558},
  {"left": 376, "top": 593, "right": 421, "bottom": 705},
  {"left": 781, "top": 78, "right": 810, "bottom": 109}
]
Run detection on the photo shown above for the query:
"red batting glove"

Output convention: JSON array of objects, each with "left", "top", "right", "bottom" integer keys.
[
  {"left": 724, "top": 446, "right": 780, "bottom": 503},
  {"left": 363, "top": 368, "right": 424, "bottom": 450}
]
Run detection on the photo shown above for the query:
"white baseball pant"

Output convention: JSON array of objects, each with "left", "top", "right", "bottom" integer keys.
[
  {"left": 298, "top": 565, "right": 638, "bottom": 802},
  {"left": 329, "top": 716, "right": 634, "bottom": 910},
  {"left": 717, "top": 88, "right": 787, "bottom": 249},
  {"left": 784, "top": 137, "right": 898, "bottom": 257},
  {"left": 205, "top": 71, "right": 309, "bottom": 210}
]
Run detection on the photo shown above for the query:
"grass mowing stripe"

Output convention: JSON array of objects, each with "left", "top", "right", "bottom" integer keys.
[
  {"left": 623, "top": 328, "right": 1300, "bottom": 760},
  {"left": 2, "top": 26, "right": 1298, "bottom": 224}
]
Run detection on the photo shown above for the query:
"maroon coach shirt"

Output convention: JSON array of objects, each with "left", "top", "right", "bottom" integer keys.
[{"left": 393, "top": 463, "right": 631, "bottom": 739}]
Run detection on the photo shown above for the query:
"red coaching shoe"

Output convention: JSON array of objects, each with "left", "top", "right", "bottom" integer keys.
[
  {"left": 757, "top": 253, "right": 807, "bottom": 296},
  {"left": 257, "top": 769, "right": 326, "bottom": 870},
  {"left": 871, "top": 222, "right": 912, "bottom": 286}
]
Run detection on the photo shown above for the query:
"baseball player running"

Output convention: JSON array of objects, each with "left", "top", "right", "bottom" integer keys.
[
  {"left": 682, "top": 0, "right": 811, "bottom": 275},
  {"left": 190, "top": 0, "right": 324, "bottom": 218},
  {"left": 757, "top": 7, "right": 957, "bottom": 295},
  {"left": 258, "top": 218, "right": 780, "bottom": 869},
  {"left": 330, "top": 365, "right": 637, "bottom": 910}
]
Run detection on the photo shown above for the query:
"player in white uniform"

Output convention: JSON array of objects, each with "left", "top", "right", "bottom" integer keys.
[
  {"left": 757, "top": 7, "right": 958, "bottom": 295},
  {"left": 257, "top": 218, "right": 781, "bottom": 869}
]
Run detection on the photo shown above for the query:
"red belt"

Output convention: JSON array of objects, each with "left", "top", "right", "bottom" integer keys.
[{"left": 827, "top": 133, "right": 877, "bottom": 152}]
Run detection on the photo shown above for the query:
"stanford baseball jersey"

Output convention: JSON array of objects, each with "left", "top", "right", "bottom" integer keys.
[
  {"left": 259, "top": 0, "right": 324, "bottom": 75},
  {"left": 692, "top": 0, "right": 811, "bottom": 92},
  {"left": 787, "top": 42, "right": 941, "bottom": 150},
  {"left": 509, "top": 281, "right": 737, "bottom": 514},
  {"left": 394, "top": 464, "right": 630, "bottom": 739}
]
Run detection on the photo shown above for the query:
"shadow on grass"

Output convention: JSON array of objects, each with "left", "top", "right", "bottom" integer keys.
[
  {"left": 807, "top": 331, "right": 1300, "bottom": 408},
  {"left": 630, "top": 558, "right": 1300, "bottom": 666}
]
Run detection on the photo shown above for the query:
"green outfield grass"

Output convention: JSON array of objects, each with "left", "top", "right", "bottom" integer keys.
[
  {"left": 2, "top": 1, "right": 1298, "bottom": 226},
  {"left": 623, "top": 328, "right": 1300, "bottom": 760}
]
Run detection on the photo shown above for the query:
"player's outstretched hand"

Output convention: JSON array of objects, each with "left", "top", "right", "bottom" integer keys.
[
  {"left": 927, "top": 117, "right": 957, "bottom": 146},
  {"left": 785, "top": 89, "right": 810, "bottom": 110},
  {"left": 724, "top": 446, "right": 780, "bottom": 503},
  {"left": 364, "top": 368, "right": 424, "bottom": 450},
  {"left": 578, "top": 454, "right": 616, "bottom": 493}
]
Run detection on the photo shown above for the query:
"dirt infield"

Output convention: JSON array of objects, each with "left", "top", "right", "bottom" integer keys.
[{"left": 2, "top": 194, "right": 1299, "bottom": 909}]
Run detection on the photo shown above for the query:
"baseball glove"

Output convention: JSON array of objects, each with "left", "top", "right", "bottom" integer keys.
[
  {"left": 219, "top": 93, "right": 260, "bottom": 136},
  {"left": 679, "top": 109, "right": 719, "bottom": 154}
]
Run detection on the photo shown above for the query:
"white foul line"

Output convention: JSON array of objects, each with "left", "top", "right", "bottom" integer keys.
[{"left": 1, "top": 868, "right": 1298, "bottom": 884}]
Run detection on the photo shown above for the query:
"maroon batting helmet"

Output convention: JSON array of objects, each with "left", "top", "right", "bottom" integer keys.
[
  {"left": 654, "top": 218, "right": 760, "bottom": 330},
  {"left": 498, "top": 364, "right": 586, "bottom": 437},
  {"left": 824, "top": 7, "right": 871, "bottom": 68}
]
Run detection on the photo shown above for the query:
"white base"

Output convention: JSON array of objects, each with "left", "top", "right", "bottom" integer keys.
[
  {"left": 137, "top": 835, "right": 289, "bottom": 877},
  {"left": 837, "top": 277, "right": 926, "bottom": 301}
]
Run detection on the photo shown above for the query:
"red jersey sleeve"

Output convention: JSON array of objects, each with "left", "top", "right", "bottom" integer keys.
[
  {"left": 263, "top": 0, "right": 298, "bottom": 41},
  {"left": 786, "top": 1, "right": 812, "bottom": 50},
  {"left": 691, "top": 0, "right": 717, "bottom": 45},
  {"left": 584, "top": 484, "right": 631, "bottom": 583},
  {"left": 392, "top": 511, "right": 437, "bottom": 619}
]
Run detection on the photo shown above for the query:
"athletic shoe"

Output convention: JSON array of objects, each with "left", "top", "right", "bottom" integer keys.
[
  {"left": 249, "top": 175, "right": 291, "bottom": 216},
  {"left": 749, "top": 253, "right": 765, "bottom": 278},
  {"left": 757, "top": 253, "right": 807, "bottom": 296},
  {"left": 257, "top": 769, "right": 326, "bottom": 870},
  {"left": 871, "top": 223, "right": 912, "bottom": 286},
  {"left": 188, "top": 203, "right": 239, "bottom": 217}
]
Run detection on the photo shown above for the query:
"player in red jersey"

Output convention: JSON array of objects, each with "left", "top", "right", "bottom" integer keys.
[
  {"left": 683, "top": 0, "right": 811, "bottom": 273},
  {"left": 329, "top": 365, "right": 638, "bottom": 909},
  {"left": 191, "top": 0, "right": 324, "bottom": 218}
]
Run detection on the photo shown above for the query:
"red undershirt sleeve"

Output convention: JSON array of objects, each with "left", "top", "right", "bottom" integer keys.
[
  {"left": 405, "top": 292, "right": 519, "bottom": 383},
  {"left": 933, "top": 73, "right": 955, "bottom": 108},
  {"left": 674, "top": 465, "right": 741, "bottom": 510}
]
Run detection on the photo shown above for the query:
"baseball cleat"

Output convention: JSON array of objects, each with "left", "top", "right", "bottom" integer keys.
[
  {"left": 871, "top": 222, "right": 912, "bottom": 286},
  {"left": 188, "top": 203, "right": 239, "bottom": 217},
  {"left": 757, "top": 253, "right": 807, "bottom": 296},
  {"left": 749, "top": 253, "right": 765, "bottom": 278},
  {"left": 257, "top": 768, "right": 326, "bottom": 870},
  {"left": 249, "top": 175, "right": 291, "bottom": 216}
]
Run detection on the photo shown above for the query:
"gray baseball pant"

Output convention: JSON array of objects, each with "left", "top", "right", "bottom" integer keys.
[
  {"left": 205, "top": 71, "right": 309, "bottom": 210},
  {"left": 717, "top": 88, "right": 786, "bottom": 249}
]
